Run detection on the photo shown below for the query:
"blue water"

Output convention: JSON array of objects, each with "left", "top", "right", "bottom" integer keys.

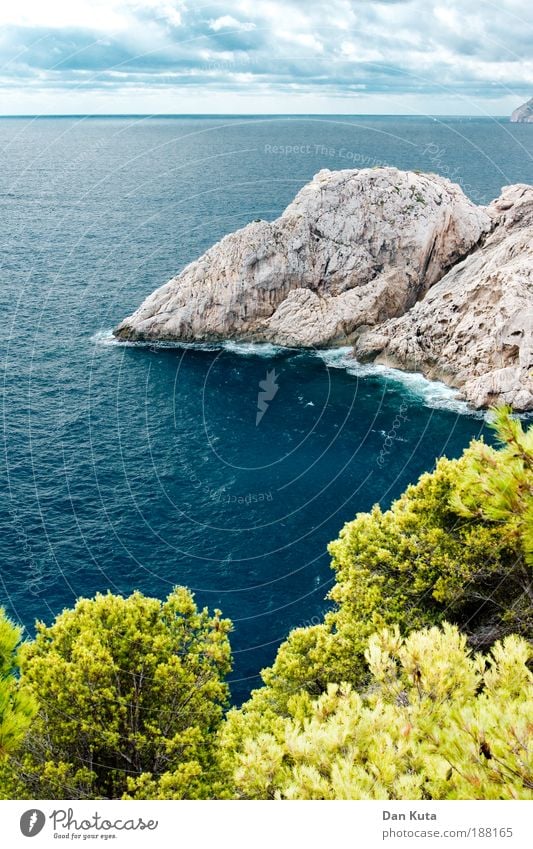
[{"left": 1, "top": 116, "right": 532, "bottom": 702}]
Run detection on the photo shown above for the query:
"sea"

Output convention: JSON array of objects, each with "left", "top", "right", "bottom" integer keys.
[{"left": 1, "top": 115, "right": 532, "bottom": 703}]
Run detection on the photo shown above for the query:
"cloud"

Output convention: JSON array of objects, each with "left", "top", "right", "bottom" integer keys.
[
  {"left": 208, "top": 15, "right": 256, "bottom": 32},
  {"left": 0, "top": 0, "right": 531, "bottom": 113}
]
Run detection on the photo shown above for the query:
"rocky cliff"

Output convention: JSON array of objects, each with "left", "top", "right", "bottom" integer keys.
[
  {"left": 511, "top": 97, "right": 533, "bottom": 123},
  {"left": 114, "top": 167, "right": 532, "bottom": 410},
  {"left": 356, "top": 184, "right": 533, "bottom": 411},
  {"left": 114, "top": 168, "right": 489, "bottom": 348}
]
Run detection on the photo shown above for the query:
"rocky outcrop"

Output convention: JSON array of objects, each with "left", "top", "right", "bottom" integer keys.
[
  {"left": 356, "top": 185, "right": 533, "bottom": 411},
  {"left": 511, "top": 97, "right": 533, "bottom": 123},
  {"left": 114, "top": 167, "right": 532, "bottom": 410},
  {"left": 114, "top": 167, "right": 489, "bottom": 348}
]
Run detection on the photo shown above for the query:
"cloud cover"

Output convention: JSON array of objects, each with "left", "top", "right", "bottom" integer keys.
[{"left": 0, "top": 0, "right": 531, "bottom": 113}]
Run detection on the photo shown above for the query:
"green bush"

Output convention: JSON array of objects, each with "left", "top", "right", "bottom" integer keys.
[
  {"left": 0, "top": 609, "right": 35, "bottom": 762},
  {"left": 222, "top": 624, "right": 532, "bottom": 799},
  {"left": 2, "top": 408, "right": 531, "bottom": 801},
  {"left": 4, "top": 588, "right": 231, "bottom": 799},
  {"left": 226, "top": 408, "right": 532, "bottom": 731}
]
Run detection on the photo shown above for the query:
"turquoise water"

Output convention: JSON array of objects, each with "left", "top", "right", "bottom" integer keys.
[{"left": 1, "top": 116, "right": 532, "bottom": 702}]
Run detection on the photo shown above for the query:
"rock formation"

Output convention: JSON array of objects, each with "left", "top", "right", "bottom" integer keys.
[
  {"left": 114, "top": 167, "right": 532, "bottom": 410},
  {"left": 356, "top": 184, "right": 533, "bottom": 411},
  {"left": 511, "top": 97, "right": 533, "bottom": 123},
  {"left": 114, "top": 168, "right": 489, "bottom": 348}
]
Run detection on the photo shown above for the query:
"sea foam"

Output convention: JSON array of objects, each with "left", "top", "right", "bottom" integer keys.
[
  {"left": 92, "top": 330, "right": 483, "bottom": 417},
  {"left": 91, "top": 330, "right": 289, "bottom": 358},
  {"left": 314, "top": 347, "right": 484, "bottom": 417}
]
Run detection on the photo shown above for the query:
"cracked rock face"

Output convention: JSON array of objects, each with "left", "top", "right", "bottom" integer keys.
[
  {"left": 356, "top": 185, "right": 533, "bottom": 411},
  {"left": 114, "top": 167, "right": 490, "bottom": 348}
]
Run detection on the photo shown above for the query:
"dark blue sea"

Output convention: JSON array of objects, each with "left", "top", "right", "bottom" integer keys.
[{"left": 1, "top": 116, "right": 532, "bottom": 702}]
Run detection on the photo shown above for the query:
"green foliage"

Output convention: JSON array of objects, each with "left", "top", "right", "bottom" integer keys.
[
  {"left": 2, "top": 407, "right": 531, "bottom": 802},
  {"left": 0, "top": 609, "right": 35, "bottom": 762},
  {"left": 223, "top": 624, "right": 533, "bottom": 800},
  {"left": 451, "top": 405, "right": 533, "bottom": 568},
  {"left": 217, "top": 408, "right": 533, "bottom": 800},
  {"left": 229, "top": 409, "right": 533, "bottom": 731},
  {"left": 3, "top": 588, "right": 231, "bottom": 799}
]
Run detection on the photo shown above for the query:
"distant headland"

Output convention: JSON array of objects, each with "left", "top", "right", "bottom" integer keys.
[{"left": 511, "top": 97, "right": 533, "bottom": 122}]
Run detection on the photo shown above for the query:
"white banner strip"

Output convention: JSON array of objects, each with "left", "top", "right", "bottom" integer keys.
[{"left": 1, "top": 800, "right": 531, "bottom": 848}]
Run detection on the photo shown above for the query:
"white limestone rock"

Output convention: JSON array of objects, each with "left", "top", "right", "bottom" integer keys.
[
  {"left": 511, "top": 97, "right": 533, "bottom": 123},
  {"left": 114, "top": 167, "right": 490, "bottom": 348},
  {"left": 356, "top": 184, "right": 533, "bottom": 411}
]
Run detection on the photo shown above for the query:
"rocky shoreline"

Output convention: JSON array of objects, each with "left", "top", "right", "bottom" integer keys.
[{"left": 115, "top": 167, "right": 532, "bottom": 411}]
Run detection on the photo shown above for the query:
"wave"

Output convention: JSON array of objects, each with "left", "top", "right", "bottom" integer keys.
[
  {"left": 91, "top": 330, "right": 290, "bottom": 358},
  {"left": 314, "top": 347, "right": 484, "bottom": 417},
  {"left": 91, "top": 329, "right": 122, "bottom": 346},
  {"left": 90, "top": 329, "right": 221, "bottom": 351},
  {"left": 92, "top": 330, "right": 484, "bottom": 417},
  {"left": 221, "top": 341, "right": 291, "bottom": 358}
]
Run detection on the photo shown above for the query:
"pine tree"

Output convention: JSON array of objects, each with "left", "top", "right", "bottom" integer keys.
[
  {"left": 222, "top": 624, "right": 533, "bottom": 800},
  {"left": 0, "top": 608, "right": 35, "bottom": 762},
  {"left": 451, "top": 405, "right": 533, "bottom": 571},
  {"left": 219, "top": 408, "right": 533, "bottom": 758},
  {"left": 2, "top": 588, "right": 231, "bottom": 799}
]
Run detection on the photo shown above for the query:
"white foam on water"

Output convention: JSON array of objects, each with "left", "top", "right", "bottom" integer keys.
[
  {"left": 91, "top": 329, "right": 121, "bottom": 346},
  {"left": 222, "top": 341, "right": 291, "bottom": 358},
  {"left": 314, "top": 348, "right": 485, "bottom": 417},
  {"left": 91, "top": 330, "right": 290, "bottom": 358},
  {"left": 91, "top": 329, "right": 222, "bottom": 352},
  {"left": 92, "top": 330, "right": 485, "bottom": 418}
]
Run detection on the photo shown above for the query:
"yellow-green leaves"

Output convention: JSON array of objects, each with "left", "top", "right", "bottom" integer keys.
[
  {"left": 219, "top": 410, "right": 533, "bottom": 800},
  {"left": 8, "top": 588, "right": 232, "bottom": 799},
  {"left": 225, "top": 625, "right": 533, "bottom": 800},
  {"left": 451, "top": 406, "right": 533, "bottom": 567},
  {"left": 0, "top": 608, "right": 36, "bottom": 762},
  {"left": 2, "top": 408, "right": 532, "bottom": 801}
]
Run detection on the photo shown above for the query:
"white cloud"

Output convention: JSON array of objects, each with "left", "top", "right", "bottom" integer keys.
[
  {"left": 154, "top": 3, "right": 183, "bottom": 28},
  {"left": 340, "top": 41, "right": 383, "bottom": 63},
  {"left": 276, "top": 30, "right": 324, "bottom": 53},
  {"left": 434, "top": 6, "right": 462, "bottom": 34},
  {"left": 209, "top": 15, "right": 256, "bottom": 32},
  {"left": 0, "top": 0, "right": 127, "bottom": 30},
  {"left": 0, "top": 0, "right": 531, "bottom": 114}
]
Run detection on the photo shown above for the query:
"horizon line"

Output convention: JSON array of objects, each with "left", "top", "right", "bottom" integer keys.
[{"left": 0, "top": 112, "right": 511, "bottom": 119}]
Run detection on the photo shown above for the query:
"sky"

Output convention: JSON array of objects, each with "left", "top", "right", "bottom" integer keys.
[{"left": 0, "top": 0, "right": 531, "bottom": 115}]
